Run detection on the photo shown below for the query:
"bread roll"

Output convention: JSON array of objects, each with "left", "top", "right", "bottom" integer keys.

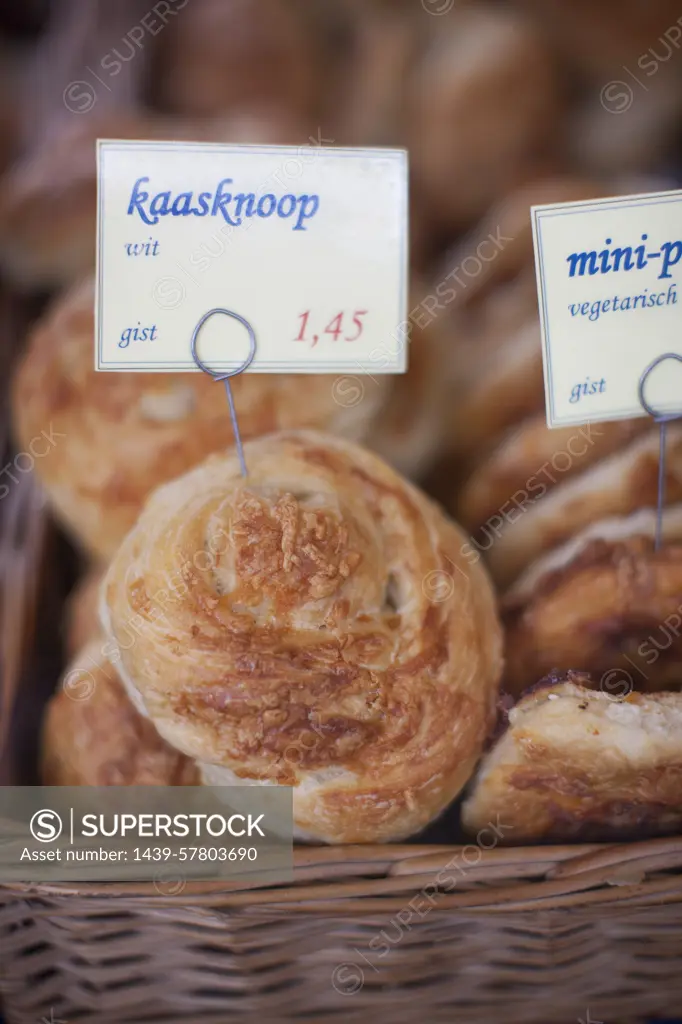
[
  {"left": 12, "top": 278, "right": 389, "bottom": 560},
  {"left": 457, "top": 415, "right": 648, "bottom": 533},
  {"left": 437, "top": 176, "right": 603, "bottom": 312},
  {"left": 449, "top": 312, "right": 545, "bottom": 464},
  {"left": 463, "top": 673, "right": 682, "bottom": 842},
  {"left": 155, "top": 0, "right": 321, "bottom": 121},
  {"left": 331, "top": 2, "right": 424, "bottom": 146},
  {"left": 486, "top": 426, "right": 682, "bottom": 587},
  {"left": 441, "top": 179, "right": 605, "bottom": 462},
  {"left": 502, "top": 509, "right": 682, "bottom": 696},
  {"left": 42, "top": 640, "right": 199, "bottom": 786},
  {"left": 407, "top": 7, "right": 558, "bottom": 231},
  {"left": 100, "top": 430, "right": 502, "bottom": 843}
]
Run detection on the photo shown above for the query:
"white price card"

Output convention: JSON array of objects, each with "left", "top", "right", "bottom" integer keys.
[
  {"left": 95, "top": 140, "right": 408, "bottom": 373},
  {"left": 532, "top": 188, "right": 682, "bottom": 427}
]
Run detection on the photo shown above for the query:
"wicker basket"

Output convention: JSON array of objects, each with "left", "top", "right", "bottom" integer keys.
[{"left": 2, "top": 355, "right": 682, "bottom": 1024}]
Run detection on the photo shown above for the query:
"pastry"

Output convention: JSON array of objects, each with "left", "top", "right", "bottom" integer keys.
[
  {"left": 12, "top": 277, "right": 389, "bottom": 560},
  {"left": 0, "top": 109, "right": 313, "bottom": 290},
  {"left": 42, "top": 640, "right": 199, "bottom": 786},
  {"left": 503, "top": 508, "right": 682, "bottom": 696},
  {"left": 485, "top": 425, "right": 682, "bottom": 588},
  {"left": 331, "top": 2, "right": 424, "bottom": 146},
  {"left": 65, "top": 566, "right": 107, "bottom": 657},
  {"left": 370, "top": 277, "right": 453, "bottom": 479},
  {"left": 407, "top": 6, "right": 558, "bottom": 231},
  {"left": 462, "top": 673, "right": 682, "bottom": 842},
  {"left": 437, "top": 176, "right": 603, "bottom": 313},
  {"left": 448, "top": 311, "right": 545, "bottom": 465},
  {"left": 100, "top": 430, "right": 502, "bottom": 844},
  {"left": 154, "top": 0, "right": 321, "bottom": 122},
  {"left": 457, "top": 414, "right": 648, "bottom": 534},
  {"left": 441, "top": 178, "right": 604, "bottom": 461}
]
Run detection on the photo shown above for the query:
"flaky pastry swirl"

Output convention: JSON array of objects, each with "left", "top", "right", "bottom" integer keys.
[
  {"left": 502, "top": 508, "right": 682, "bottom": 696},
  {"left": 101, "top": 431, "right": 502, "bottom": 844}
]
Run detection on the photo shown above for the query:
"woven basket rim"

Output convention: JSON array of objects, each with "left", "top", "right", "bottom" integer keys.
[{"left": 3, "top": 834, "right": 682, "bottom": 911}]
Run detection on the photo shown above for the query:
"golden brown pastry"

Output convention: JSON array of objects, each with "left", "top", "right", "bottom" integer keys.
[
  {"left": 65, "top": 567, "right": 107, "bottom": 657},
  {"left": 517, "top": 0, "right": 682, "bottom": 176},
  {"left": 0, "top": 109, "right": 313, "bottom": 290},
  {"left": 437, "top": 176, "right": 603, "bottom": 312},
  {"left": 503, "top": 509, "right": 682, "bottom": 697},
  {"left": 370, "top": 276, "right": 453, "bottom": 478},
  {"left": 42, "top": 640, "right": 199, "bottom": 786},
  {"left": 457, "top": 414, "right": 648, "bottom": 534},
  {"left": 155, "top": 0, "right": 321, "bottom": 121},
  {"left": 100, "top": 430, "right": 503, "bottom": 844},
  {"left": 331, "top": 2, "right": 425, "bottom": 146},
  {"left": 12, "top": 277, "right": 389, "bottom": 560},
  {"left": 449, "top": 309, "right": 545, "bottom": 465},
  {"left": 407, "top": 6, "right": 558, "bottom": 232},
  {"left": 462, "top": 673, "right": 682, "bottom": 842},
  {"left": 486, "top": 425, "right": 682, "bottom": 588}
]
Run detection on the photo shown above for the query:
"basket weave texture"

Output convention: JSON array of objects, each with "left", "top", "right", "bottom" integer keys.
[{"left": 2, "top": 330, "right": 682, "bottom": 1024}]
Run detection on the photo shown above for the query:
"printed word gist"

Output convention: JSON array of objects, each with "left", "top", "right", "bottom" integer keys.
[{"left": 127, "top": 177, "right": 320, "bottom": 231}]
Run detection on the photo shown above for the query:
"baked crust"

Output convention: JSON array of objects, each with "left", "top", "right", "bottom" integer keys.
[
  {"left": 486, "top": 425, "right": 682, "bottom": 587},
  {"left": 12, "top": 278, "right": 389, "bottom": 560},
  {"left": 462, "top": 674, "right": 682, "bottom": 842},
  {"left": 457, "top": 414, "right": 648, "bottom": 532},
  {"left": 407, "top": 7, "right": 558, "bottom": 230},
  {"left": 101, "top": 430, "right": 502, "bottom": 844},
  {"left": 155, "top": 0, "right": 321, "bottom": 121},
  {"left": 41, "top": 640, "right": 199, "bottom": 786},
  {"left": 502, "top": 509, "right": 682, "bottom": 696}
]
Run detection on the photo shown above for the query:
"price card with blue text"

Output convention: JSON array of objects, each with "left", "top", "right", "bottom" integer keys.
[
  {"left": 96, "top": 140, "right": 408, "bottom": 373},
  {"left": 532, "top": 188, "right": 682, "bottom": 427}
]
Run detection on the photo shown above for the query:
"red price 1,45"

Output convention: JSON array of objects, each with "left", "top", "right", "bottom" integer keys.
[{"left": 294, "top": 310, "right": 367, "bottom": 348}]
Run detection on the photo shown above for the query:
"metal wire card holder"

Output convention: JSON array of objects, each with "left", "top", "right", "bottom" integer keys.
[
  {"left": 190, "top": 307, "right": 257, "bottom": 477},
  {"left": 638, "top": 351, "right": 682, "bottom": 551}
]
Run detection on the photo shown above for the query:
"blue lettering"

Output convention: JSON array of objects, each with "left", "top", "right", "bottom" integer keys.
[
  {"left": 195, "top": 192, "right": 211, "bottom": 216},
  {"left": 660, "top": 240, "right": 682, "bottom": 279},
  {"left": 257, "top": 194, "right": 276, "bottom": 218},
  {"left": 127, "top": 177, "right": 157, "bottom": 225},
  {"left": 234, "top": 193, "right": 255, "bottom": 218},
  {"left": 150, "top": 191, "right": 171, "bottom": 218},
  {"left": 294, "top": 195, "right": 319, "bottom": 231},
  {"left": 610, "top": 247, "right": 634, "bottom": 272},
  {"left": 567, "top": 251, "right": 598, "bottom": 277},
  {"left": 277, "top": 194, "right": 297, "bottom": 218},
  {"left": 125, "top": 178, "right": 321, "bottom": 230},
  {"left": 171, "top": 192, "right": 193, "bottom": 216},
  {"left": 211, "top": 179, "right": 240, "bottom": 225}
]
